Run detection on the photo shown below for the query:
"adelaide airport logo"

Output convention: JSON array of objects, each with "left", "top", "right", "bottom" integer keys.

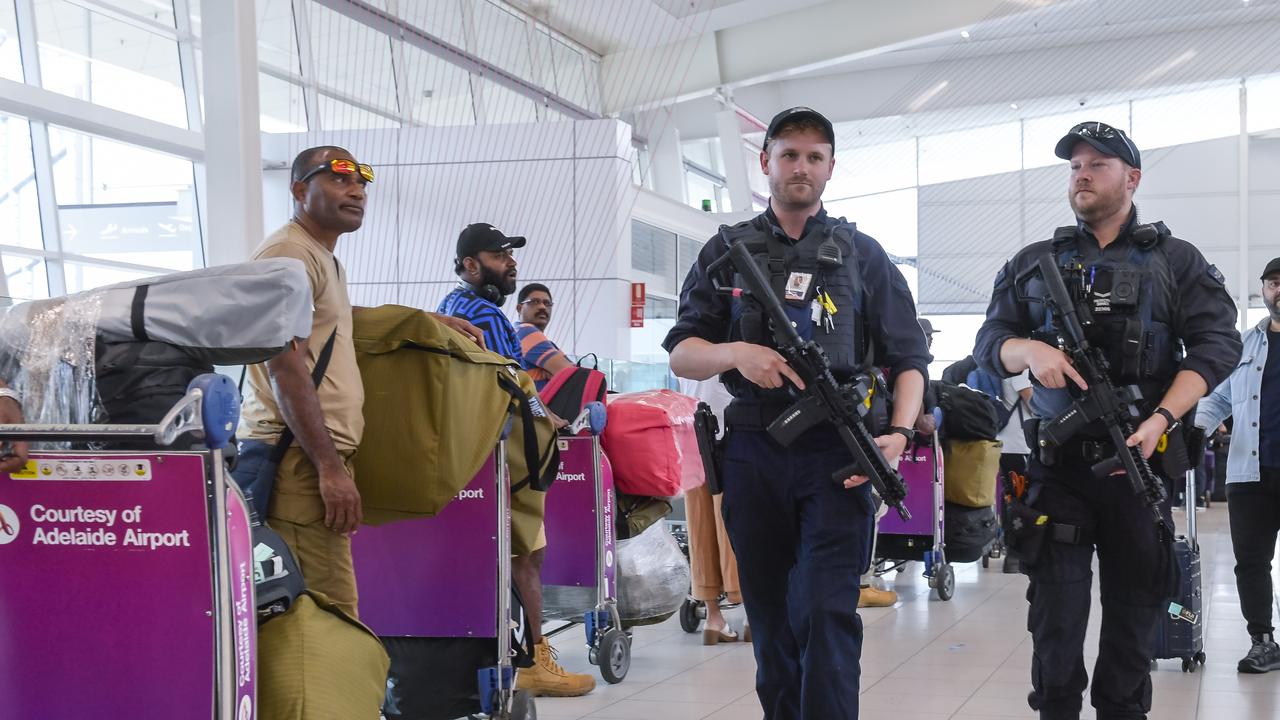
[{"left": 0, "top": 504, "right": 19, "bottom": 545}]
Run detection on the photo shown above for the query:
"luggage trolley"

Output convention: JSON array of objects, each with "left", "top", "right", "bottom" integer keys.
[
  {"left": 542, "top": 402, "right": 631, "bottom": 684},
  {"left": 352, "top": 432, "right": 535, "bottom": 720},
  {"left": 0, "top": 375, "right": 257, "bottom": 719},
  {"left": 874, "top": 434, "right": 955, "bottom": 601}
]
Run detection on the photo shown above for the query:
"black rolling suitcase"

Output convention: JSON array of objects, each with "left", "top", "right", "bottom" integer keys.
[{"left": 1151, "top": 469, "right": 1205, "bottom": 672}]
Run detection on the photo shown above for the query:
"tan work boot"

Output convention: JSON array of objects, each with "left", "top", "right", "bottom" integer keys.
[
  {"left": 858, "top": 585, "right": 898, "bottom": 608},
  {"left": 515, "top": 638, "right": 596, "bottom": 697}
]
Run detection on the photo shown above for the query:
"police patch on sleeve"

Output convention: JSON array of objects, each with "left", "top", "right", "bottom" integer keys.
[{"left": 1206, "top": 264, "right": 1226, "bottom": 286}]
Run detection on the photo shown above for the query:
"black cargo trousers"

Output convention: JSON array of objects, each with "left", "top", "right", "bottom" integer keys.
[{"left": 1022, "top": 450, "right": 1176, "bottom": 720}]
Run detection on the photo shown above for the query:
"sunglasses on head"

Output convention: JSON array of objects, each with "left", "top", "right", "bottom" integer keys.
[{"left": 299, "top": 158, "right": 374, "bottom": 184}]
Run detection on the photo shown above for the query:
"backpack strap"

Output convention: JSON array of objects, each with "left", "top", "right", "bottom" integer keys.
[
  {"left": 498, "top": 373, "right": 555, "bottom": 494},
  {"left": 270, "top": 329, "right": 338, "bottom": 465}
]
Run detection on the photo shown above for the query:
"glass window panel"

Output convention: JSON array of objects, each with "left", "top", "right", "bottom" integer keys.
[
  {"left": 106, "top": 0, "right": 175, "bottom": 25},
  {"left": 631, "top": 220, "right": 677, "bottom": 293},
  {"left": 473, "top": 0, "right": 533, "bottom": 84},
  {"left": 0, "top": 1, "right": 21, "bottom": 82},
  {"left": 677, "top": 235, "right": 703, "bottom": 276},
  {"left": 479, "top": 80, "right": 536, "bottom": 124},
  {"left": 0, "top": 114, "right": 44, "bottom": 250},
  {"left": 918, "top": 122, "right": 1021, "bottom": 185},
  {"left": 397, "top": 41, "right": 475, "bottom": 127},
  {"left": 260, "top": 73, "right": 308, "bottom": 132},
  {"left": 548, "top": 37, "right": 589, "bottom": 110},
  {"left": 306, "top": 3, "right": 398, "bottom": 116},
  {"left": 35, "top": 0, "right": 188, "bottom": 127},
  {"left": 64, "top": 260, "right": 158, "bottom": 293},
  {"left": 825, "top": 188, "right": 918, "bottom": 257},
  {"left": 1022, "top": 103, "right": 1131, "bottom": 170},
  {"left": 1132, "top": 84, "right": 1239, "bottom": 150},
  {"left": 395, "top": 0, "right": 466, "bottom": 48},
  {"left": 685, "top": 171, "right": 718, "bottom": 212},
  {"left": 1, "top": 252, "right": 49, "bottom": 302},
  {"left": 317, "top": 94, "right": 397, "bottom": 130},
  {"left": 1247, "top": 74, "right": 1280, "bottom": 134},
  {"left": 583, "top": 57, "right": 601, "bottom": 114},
  {"left": 826, "top": 138, "right": 917, "bottom": 199},
  {"left": 255, "top": 0, "right": 299, "bottom": 75},
  {"left": 48, "top": 127, "right": 202, "bottom": 271}
]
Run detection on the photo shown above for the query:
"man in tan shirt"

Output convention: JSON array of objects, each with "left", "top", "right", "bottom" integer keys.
[{"left": 236, "top": 146, "right": 480, "bottom": 617}]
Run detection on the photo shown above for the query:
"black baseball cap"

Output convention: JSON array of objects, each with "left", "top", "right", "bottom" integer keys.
[
  {"left": 456, "top": 223, "right": 526, "bottom": 260},
  {"left": 1262, "top": 257, "right": 1280, "bottom": 280},
  {"left": 765, "top": 107, "right": 835, "bottom": 150},
  {"left": 1054, "top": 121, "right": 1141, "bottom": 169},
  {"left": 919, "top": 318, "right": 939, "bottom": 336}
]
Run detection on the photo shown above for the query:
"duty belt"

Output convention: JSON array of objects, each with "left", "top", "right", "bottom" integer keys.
[{"left": 723, "top": 401, "right": 793, "bottom": 430}]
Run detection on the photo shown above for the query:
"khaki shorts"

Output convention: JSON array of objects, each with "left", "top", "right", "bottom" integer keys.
[
  {"left": 512, "top": 484, "right": 547, "bottom": 556},
  {"left": 268, "top": 447, "right": 359, "bottom": 619}
]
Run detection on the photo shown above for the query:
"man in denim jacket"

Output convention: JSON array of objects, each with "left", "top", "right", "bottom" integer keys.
[{"left": 1197, "top": 257, "right": 1280, "bottom": 673}]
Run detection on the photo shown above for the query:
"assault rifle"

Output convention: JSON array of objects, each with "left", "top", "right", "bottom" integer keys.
[
  {"left": 708, "top": 241, "right": 911, "bottom": 520},
  {"left": 1018, "top": 254, "right": 1173, "bottom": 542}
]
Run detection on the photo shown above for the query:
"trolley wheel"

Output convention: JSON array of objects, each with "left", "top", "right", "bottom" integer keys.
[
  {"left": 599, "top": 628, "right": 631, "bottom": 684},
  {"left": 510, "top": 690, "right": 536, "bottom": 719},
  {"left": 679, "top": 598, "right": 701, "bottom": 634},
  {"left": 588, "top": 646, "right": 599, "bottom": 666},
  {"left": 935, "top": 563, "right": 956, "bottom": 601}
]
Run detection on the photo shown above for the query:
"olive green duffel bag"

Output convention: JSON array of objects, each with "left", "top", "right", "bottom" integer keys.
[
  {"left": 257, "top": 590, "right": 390, "bottom": 720},
  {"left": 353, "top": 305, "right": 558, "bottom": 525}
]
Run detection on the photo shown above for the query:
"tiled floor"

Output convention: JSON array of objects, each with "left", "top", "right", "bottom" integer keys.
[{"left": 533, "top": 504, "right": 1280, "bottom": 719}]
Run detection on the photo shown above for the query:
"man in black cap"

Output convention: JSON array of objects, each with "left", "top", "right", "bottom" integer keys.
[
  {"left": 975, "top": 123, "right": 1241, "bottom": 719},
  {"left": 665, "top": 106, "right": 930, "bottom": 719},
  {"left": 438, "top": 224, "right": 597, "bottom": 698},
  {"left": 1196, "top": 257, "right": 1280, "bottom": 674},
  {"left": 438, "top": 223, "right": 528, "bottom": 360}
]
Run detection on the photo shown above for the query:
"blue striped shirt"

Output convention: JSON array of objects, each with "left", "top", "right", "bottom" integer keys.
[{"left": 437, "top": 287, "right": 523, "bottom": 363}]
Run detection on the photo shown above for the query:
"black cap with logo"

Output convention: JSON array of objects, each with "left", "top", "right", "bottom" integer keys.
[
  {"left": 1054, "top": 121, "right": 1141, "bottom": 169},
  {"left": 455, "top": 223, "right": 527, "bottom": 261},
  {"left": 1262, "top": 257, "right": 1280, "bottom": 280},
  {"left": 765, "top": 107, "right": 836, "bottom": 150}
]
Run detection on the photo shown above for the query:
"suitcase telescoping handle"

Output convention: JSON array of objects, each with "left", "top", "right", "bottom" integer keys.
[
  {"left": 0, "top": 373, "right": 239, "bottom": 449},
  {"left": 1184, "top": 469, "right": 1197, "bottom": 544}
]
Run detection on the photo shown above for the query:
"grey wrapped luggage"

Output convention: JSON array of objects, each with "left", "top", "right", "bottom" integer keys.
[{"left": 616, "top": 521, "right": 690, "bottom": 626}]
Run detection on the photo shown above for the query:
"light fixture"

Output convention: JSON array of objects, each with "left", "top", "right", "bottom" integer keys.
[
  {"left": 1010, "top": 103, "right": 1019, "bottom": 109},
  {"left": 960, "top": 30, "right": 971, "bottom": 39}
]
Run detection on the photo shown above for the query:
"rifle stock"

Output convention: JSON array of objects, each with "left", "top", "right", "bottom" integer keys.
[{"left": 709, "top": 242, "right": 912, "bottom": 520}]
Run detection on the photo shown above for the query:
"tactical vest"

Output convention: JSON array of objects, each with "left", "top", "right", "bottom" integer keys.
[
  {"left": 716, "top": 215, "right": 867, "bottom": 400},
  {"left": 1028, "top": 222, "right": 1182, "bottom": 413}
]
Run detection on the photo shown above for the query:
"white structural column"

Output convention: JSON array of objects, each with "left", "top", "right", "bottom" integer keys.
[
  {"left": 201, "top": 0, "right": 264, "bottom": 266},
  {"left": 1239, "top": 80, "right": 1250, "bottom": 332},
  {"left": 715, "top": 106, "right": 752, "bottom": 212},
  {"left": 636, "top": 108, "right": 687, "bottom": 205}
]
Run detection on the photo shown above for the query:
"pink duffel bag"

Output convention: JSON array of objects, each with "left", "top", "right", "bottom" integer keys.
[{"left": 602, "top": 389, "right": 705, "bottom": 498}]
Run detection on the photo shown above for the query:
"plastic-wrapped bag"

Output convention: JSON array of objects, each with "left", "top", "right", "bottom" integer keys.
[
  {"left": 616, "top": 521, "right": 690, "bottom": 626},
  {"left": 603, "top": 389, "right": 704, "bottom": 498}
]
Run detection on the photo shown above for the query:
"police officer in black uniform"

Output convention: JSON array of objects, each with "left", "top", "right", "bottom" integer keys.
[
  {"left": 664, "top": 107, "right": 930, "bottom": 720},
  {"left": 975, "top": 122, "right": 1242, "bottom": 720}
]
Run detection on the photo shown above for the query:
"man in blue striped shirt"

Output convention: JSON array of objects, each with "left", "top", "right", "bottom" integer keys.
[
  {"left": 437, "top": 222, "right": 596, "bottom": 698},
  {"left": 438, "top": 223, "right": 525, "bottom": 362}
]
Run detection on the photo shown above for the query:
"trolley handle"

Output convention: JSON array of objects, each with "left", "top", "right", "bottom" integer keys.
[{"left": 0, "top": 373, "right": 240, "bottom": 449}]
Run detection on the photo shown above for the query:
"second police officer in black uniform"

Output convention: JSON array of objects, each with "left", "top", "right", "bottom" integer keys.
[
  {"left": 975, "top": 122, "right": 1242, "bottom": 720},
  {"left": 664, "top": 107, "right": 931, "bottom": 720}
]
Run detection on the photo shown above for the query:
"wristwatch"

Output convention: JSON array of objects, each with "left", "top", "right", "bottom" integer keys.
[
  {"left": 1153, "top": 407, "right": 1178, "bottom": 430},
  {"left": 0, "top": 388, "right": 20, "bottom": 405},
  {"left": 887, "top": 425, "right": 914, "bottom": 443}
]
